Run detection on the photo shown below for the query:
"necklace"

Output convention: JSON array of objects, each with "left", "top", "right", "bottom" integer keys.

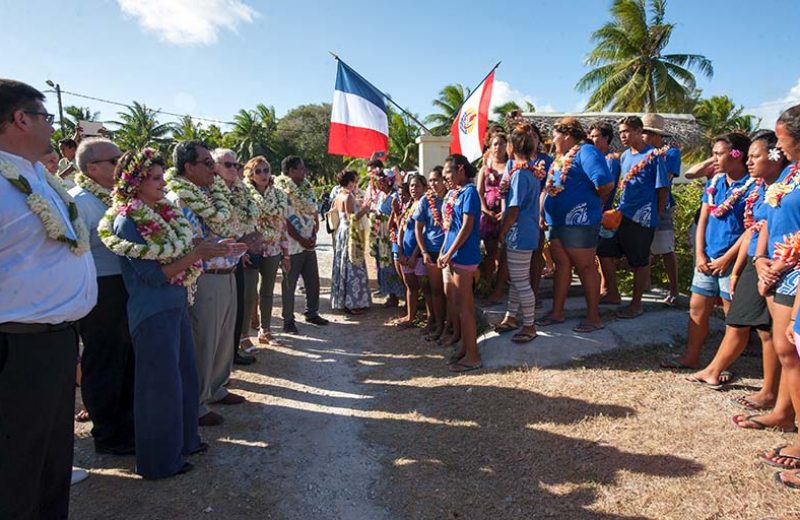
[
  {"left": 706, "top": 173, "right": 756, "bottom": 218},
  {"left": 165, "top": 170, "right": 239, "bottom": 237},
  {"left": 765, "top": 162, "right": 800, "bottom": 208},
  {"left": 544, "top": 145, "right": 581, "bottom": 196},
  {"left": 74, "top": 171, "right": 112, "bottom": 206}
]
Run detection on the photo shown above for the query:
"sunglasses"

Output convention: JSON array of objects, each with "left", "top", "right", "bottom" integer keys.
[
  {"left": 221, "top": 161, "right": 242, "bottom": 169},
  {"left": 254, "top": 167, "right": 270, "bottom": 174},
  {"left": 91, "top": 157, "right": 119, "bottom": 166},
  {"left": 195, "top": 158, "right": 215, "bottom": 168},
  {"left": 23, "top": 110, "right": 55, "bottom": 125}
]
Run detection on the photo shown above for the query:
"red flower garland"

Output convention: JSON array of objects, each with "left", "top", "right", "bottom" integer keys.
[
  {"left": 441, "top": 189, "right": 459, "bottom": 231},
  {"left": 544, "top": 145, "right": 581, "bottom": 196},
  {"left": 617, "top": 144, "right": 670, "bottom": 194},
  {"left": 774, "top": 230, "right": 800, "bottom": 267},
  {"left": 707, "top": 176, "right": 756, "bottom": 218},
  {"left": 425, "top": 189, "right": 443, "bottom": 228},
  {"left": 742, "top": 178, "right": 764, "bottom": 230}
]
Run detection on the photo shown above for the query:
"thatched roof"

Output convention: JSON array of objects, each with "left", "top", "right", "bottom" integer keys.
[{"left": 517, "top": 111, "right": 703, "bottom": 151}]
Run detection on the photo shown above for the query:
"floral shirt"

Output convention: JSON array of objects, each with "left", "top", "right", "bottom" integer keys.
[
  {"left": 250, "top": 183, "right": 289, "bottom": 257},
  {"left": 276, "top": 175, "right": 318, "bottom": 255}
]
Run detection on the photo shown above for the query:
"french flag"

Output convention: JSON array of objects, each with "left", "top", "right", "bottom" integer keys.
[{"left": 328, "top": 61, "right": 389, "bottom": 159}]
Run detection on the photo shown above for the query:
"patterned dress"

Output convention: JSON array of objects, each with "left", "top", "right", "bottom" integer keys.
[{"left": 331, "top": 210, "right": 371, "bottom": 310}]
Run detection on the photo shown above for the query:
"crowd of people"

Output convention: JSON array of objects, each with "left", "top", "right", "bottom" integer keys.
[{"left": 5, "top": 76, "right": 800, "bottom": 518}]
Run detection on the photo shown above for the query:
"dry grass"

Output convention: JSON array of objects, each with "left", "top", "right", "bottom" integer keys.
[{"left": 359, "top": 322, "right": 800, "bottom": 520}]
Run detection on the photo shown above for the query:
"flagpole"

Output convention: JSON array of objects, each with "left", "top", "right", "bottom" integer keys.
[
  {"left": 449, "top": 61, "right": 502, "bottom": 121},
  {"left": 329, "top": 52, "right": 433, "bottom": 135}
]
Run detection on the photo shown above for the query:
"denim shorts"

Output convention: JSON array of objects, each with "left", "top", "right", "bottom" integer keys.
[
  {"left": 691, "top": 265, "right": 732, "bottom": 301},
  {"left": 548, "top": 224, "right": 600, "bottom": 249}
]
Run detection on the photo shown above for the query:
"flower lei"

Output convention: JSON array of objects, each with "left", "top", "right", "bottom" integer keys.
[
  {"left": 228, "top": 178, "right": 259, "bottom": 235},
  {"left": 743, "top": 178, "right": 764, "bottom": 231},
  {"left": 765, "top": 162, "right": 800, "bottom": 208},
  {"left": 164, "top": 169, "right": 239, "bottom": 238},
  {"left": 98, "top": 199, "right": 202, "bottom": 290},
  {"left": 544, "top": 144, "right": 581, "bottom": 196},
  {"left": 425, "top": 189, "right": 443, "bottom": 229},
  {"left": 441, "top": 189, "right": 460, "bottom": 231},
  {"left": 705, "top": 173, "right": 757, "bottom": 218},
  {"left": 773, "top": 230, "right": 800, "bottom": 267},
  {"left": 616, "top": 144, "right": 670, "bottom": 194},
  {"left": 245, "top": 181, "right": 288, "bottom": 250},
  {"left": 0, "top": 159, "right": 90, "bottom": 256},
  {"left": 274, "top": 174, "right": 317, "bottom": 217},
  {"left": 74, "top": 171, "right": 112, "bottom": 207},
  {"left": 369, "top": 213, "right": 392, "bottom": 265},
  {"left": 348, "top": 213, "right": 368, "bottom": 265}
]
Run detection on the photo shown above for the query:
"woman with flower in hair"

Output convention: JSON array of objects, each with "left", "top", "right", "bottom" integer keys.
[
  {"left": 240, "top": 156, "right": 290, "bottom": 347},
  {"left": 397, "top": 173, "right": 429, "bottom": 328},
  {"left": 330, "top": 169, "right": 371, "bottom": 314},
  {"left": 663, "top": 132, "right": 753, "bottom": 370},
  {"left": 415, "top": 166, "right": 447, "bottom": 340},
  {"left": 438, "top": 154, "right": 482, "bottom": 372},
  {"left": 99, "top": 149, "right": 241, "bottom": 479}
]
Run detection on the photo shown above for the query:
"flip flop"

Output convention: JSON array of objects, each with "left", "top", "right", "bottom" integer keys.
[
  {"left": 449, "top": 361, "right": 483, "bottom": 373},
  {"left": 662, "top": 294, "right": 678, "bottom": 306},
  {"left": 572, "top": 322, "right": 605, "bottom": 333},
  {"left": 731, "top": 395, "right": 773, "bottom": 411},
  {"left": 493, "top": 322, "right": 519, "bottom": 334},
  {"left": 511, "top": 332, "right": 537, "bottom": 344},
  {"left": 686, "top": 370, "right": 735, "bottom": 390},
  {"left": 660, "top": 356, "right": 699, "bottom": 370},
  {"left": 447, "top": 351, "right": 466, "bottom": 365},
  {"left": 615, "top": 307, "right": 644, "bottom": 319},
  {"left": 733, "top": 414, "right": 798, "bottom": 433},
  {"left": 774, "top": 470, "right": 800, "bottom": 490},
  {"left": 759, "top": 445, "right": 800, "bottom": 469},
  {"left": 535, "top": 315, "right": 565, "bottom": 327}
]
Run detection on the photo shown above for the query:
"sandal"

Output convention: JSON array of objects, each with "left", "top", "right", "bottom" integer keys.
[
  {"left": 449, "top": 361, "right": 483, "bottom": 373},
  {"left": 615, "top": 306, "right": 643, "bottom": 319},
  {"left": 759, "top": 445, "right": 800, "bottom": 469},
  {"left": 572, "top": 322, "right": 605, "bottom": 333},
  {"left": 447, "top": 351, "right": 466, "bottom": 365},
  {"left": 733, "top": 414, "right": 798, "bottom": 433},
  {"left": 535, "top": 315, "right": 565, "bottom": 327},
  {"left": 662, "top": 294, "right": 678, "bottom": 306},
  {"left": 774, "top": 470, "right": 800, "bottom": 490},
  {"left": 511, "top": 332, "right": 537, "bottom": 344},
  {"left": 493, "top": 321, "right": 519, "bottom": 334},
  {"left": 731, "top": 395, "right": 773, "bottom": 411},
  {"left": 686, "top": 371, "right": 735, "bottom": 390},
  {"left": 75, "top": 409, "right": 90, "bottom": 422}
]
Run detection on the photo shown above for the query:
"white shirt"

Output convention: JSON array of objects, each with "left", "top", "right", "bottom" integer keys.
[{"left": 0, "top": 150, "right": 97, "bottom": 324}]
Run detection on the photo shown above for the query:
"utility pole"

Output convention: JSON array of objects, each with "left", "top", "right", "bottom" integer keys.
[{"left": 46, "top": 80, "right": 65, "bottom": 137}]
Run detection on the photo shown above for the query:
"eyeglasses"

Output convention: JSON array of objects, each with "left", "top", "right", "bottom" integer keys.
[
  {"left": 91, "top": 157, "right": 119, "bottom": 166},
  {"left": 254, "top": 167, "right": 270, "bottom": 174},
  {"left": 23, "top": 111, "right": 55, "bottom": 125},
  {"left": 195, "top": 158, "right": 215, "bottom": 168},
  {"left": 221, "top": 161, "right": 237, "bottom": 169}
]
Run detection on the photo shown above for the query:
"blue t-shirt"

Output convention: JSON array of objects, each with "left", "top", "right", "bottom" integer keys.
[
  {"left": 765, "top": 163, "right": 800, "bottom": 257},
  {"left": 747, "top": 182, "right": 770, "bottom": 258},
  {"left": 618, "top": 145, "right": 670, "bottom": 228},
  {"left": 443, "top": 183, "right": 481, "bottom": 265},
  {"left": 504, "top": 163, "right": 541, "bottom": 251},
  {"left": 401, "top": 208, "right": 418, "bottom": 257},
  {"left": 413, "top": 194, "right": 445, "bottom": 253},
  {"left": 665, "top": 147, "right": 682, "bottom": 209},
  {"left": 701, "top": 173, "right": 754, "bottom": 259},
  {"left": 534, "top": 152, "right": 554, "bottom": 190},
  {"left": 603, "top": 155, "right": 622, "bottom": 211},
  {"left": 543, "top": 144, "right": 613, "bottom": 227}
]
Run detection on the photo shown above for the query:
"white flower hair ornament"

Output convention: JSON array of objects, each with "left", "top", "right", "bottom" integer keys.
[{"left": 769, "top": 148, "right": 784, "bottom": 162}]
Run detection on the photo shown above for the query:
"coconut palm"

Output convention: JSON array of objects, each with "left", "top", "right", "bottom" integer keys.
[
  {"left": 426, "top": 84, "right": 470, "bottom": 136},
  {"left": 172, "top": 115, "right": 202, "bottom": 142},
  {"left": 387, "top": 110, "right": 421, "bottom": 170},
  {"left": 576, "top": 0, "right": 713, "bottom": 112},
  {"left": 689, "top": 95, "right": 756, "bottom": 159},
  {"left": 108, "top": 101, "right": 173, "bottom": 151},
  {"left": 63, "top": 105, "right": 101, "bottom": 136}
]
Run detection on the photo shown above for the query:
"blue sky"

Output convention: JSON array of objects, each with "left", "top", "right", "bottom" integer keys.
[{"left": 4, "top": 0, "right": 799, "bottom": 130}]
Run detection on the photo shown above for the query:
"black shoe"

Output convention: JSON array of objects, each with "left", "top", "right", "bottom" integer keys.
[
  {"left": 305, "top": 315, "right": 329, "bottom": 326},
  {"left": 283, "top": 322, "right": 299, "bottom": 334},
  {"left": 95, "top": 441, "right": 136, "bottom": 456},
  {"left": 234, "top": 350, "right": 256, "bottom": 365}
]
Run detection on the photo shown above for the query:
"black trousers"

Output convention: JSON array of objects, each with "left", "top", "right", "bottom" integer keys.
[
  {"left": 79, "top": 275, "right": 135, "bottom": 449},
  {"left": 0, "top": 326, "right": 78, "bottom": 520}
]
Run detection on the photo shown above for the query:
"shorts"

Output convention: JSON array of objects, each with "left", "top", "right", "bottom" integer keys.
[
  {"left": 726, "top": 259, "right": 770, "bottom": 330},
  {"left": 548, "top": 224, "right": 600, "bottom": 249},
  {"left": 650, "top": 229, "right": 675, "bottom": 255},
  {"left": 691, "top": 264, "right": 732, "bottom": 301},
  {"left": 771, "top": 269, "right": 800, "bottom": 307},
  {"left": 451, "top": 263, "right": 478, "bottom": 272},
  {"left": 597, "top": 217, "right": 655, "bottom": 268},
  {"left": 401, "top": 257, "right": 426, "bottom": 276}
]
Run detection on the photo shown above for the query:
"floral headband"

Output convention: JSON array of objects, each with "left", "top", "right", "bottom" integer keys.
[{"left": 112, "top": 148, "right": 163, "bottom": 205}]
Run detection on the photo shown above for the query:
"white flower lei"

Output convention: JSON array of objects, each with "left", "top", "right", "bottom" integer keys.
[
  {"left": 165, "top": 170, "right": 240, "bottom": 237},
  {"left": 74, "top": 171, "right": 112, "bottom": 207},
  {"left": 229, "top": 177, "right": 259, "bottom": 235},
  {"left": 274, "top": 174, "right": 317, "bottom": 217},
  {"left": 0, "top": 159, "right": 90, "bottom": 256},
  {"left": 245, "top": 181, "right": 288, "bottom": 240}
]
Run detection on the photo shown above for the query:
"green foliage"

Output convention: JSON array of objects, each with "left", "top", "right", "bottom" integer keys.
[
  {"left": 576, "top": 0, "right": 713, "bottom": 112},
  {"left": 387, "top": 108, "right": 421, "bottom": 170},
  {"left": 108, "top": 101, "right": 173, "bottom": 151},
  {"left": 425, "top": 84, "right": 470, "bottom": 136},
  {"left": 172, "top": 115, "right": 202, "bottom": 142},
  {"left": 274, "top": 103, "right": 345, "bottom": 182},
  {"left": 228, "top": 104, "right": 278, "bottom": 160},
  {"left": 685, "top": 96, "right": 757, "bottom": 161}
]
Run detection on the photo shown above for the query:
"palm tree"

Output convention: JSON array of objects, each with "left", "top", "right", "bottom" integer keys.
[
  {"left": 228, "top": 107, "right": 274, "bottom": 160},
  {"left": 108, "top": 101, "right": 173, "bottom": 151},
  {"left": 576, "top": 0, "right": 713, "bottom": 112},
  {"left": 63, "top": 105, "right": 100, "bottom": 136},
  {"left": 688, "top": 96, "right": 756, "bottom": 159},
  {"left": 172, "top": 115, "right": 202, "bottom": 142},
  {"left": 387, "top": 110, "right": 421, "bottom": 170},
  {"left": 425, "top": 84, "right": 470, "bottom": 136}
]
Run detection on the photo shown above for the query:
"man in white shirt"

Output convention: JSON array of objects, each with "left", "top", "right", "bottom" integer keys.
[{"left": 0, "top": 79, "right": 97, "bottom": 519}]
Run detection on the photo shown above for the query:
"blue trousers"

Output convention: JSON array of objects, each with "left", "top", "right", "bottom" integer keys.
[{"left": 131, "top": 307, "right": 201, "bottom": 479}]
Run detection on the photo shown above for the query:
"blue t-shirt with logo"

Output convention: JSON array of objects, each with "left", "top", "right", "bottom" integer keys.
[
  {"left": 701, "top": 173, "right": 753, "bottom": 259},
  {"left": 543, "top": 144, "right": 613, "bottom": 227},
  {"left": 401, "top": 207, "right": 418, "bottom": 257},
  {"left": 443, "top": 183, "right": 481, "bottom": 266},
  {"left": 504, "top": 163, "right": 541, "bottom": 251},
  {"left": 665, "top": 147, "right": 682, "bottom": 209},
  {"left": 765, "top": 163, "right": 800, "bottom": 258},
  {"left": 618, "top": 145, "right": 670, "bottom": 228},
  {"left": 747, "top": 181, "right": 771, "bottom": 258},
  {"left": 603, "top": 155, "right": 622, "bottom": 211},
  {"left": 413, "top": 194, "right": 445, "bottom": 253}
]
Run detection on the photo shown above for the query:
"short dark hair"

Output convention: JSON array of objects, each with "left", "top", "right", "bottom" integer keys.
[
  {"left": 59, "top": 138, "right": 77, "bottom": 150},
  {"left": 281, "top": 155, "right": 303, "bottom": 174},
  {"left": 589, "top": 121, "right": 615, "bottom": 142},
  {"left": 445, "top": 153, "right": 478, "bottom": 179},
  {"left": 714, "top": 131, "right": 751, "bottom": 166},
  {"left": 406, "top": 172, "right": 428, "bottom": 189},
  {"left": 366, "top": 159, "right": 384, "bottom": 169},
  {"left": 429, "top": 165, "right": 443, "bottom": 178},
  {"left": 751, "top": 129, "right": 789, "bottom": 168},
  {"left": 617, "top": 115, "right": 643, "bottom": 130},
  {"left": 173, "top": 139, "right": 208, "bottom": 175},
  {"left": 510, "top": 123, "right": 536, "bottom": 157},
  {"left": 777, "top": 104, "right": 800, "bottom": 142},
  {"left": 336, "top": 169, "right": 358, "bottom": 187},
  {"left": 0, "top": 79, "right": 45, "bottom": 133}
]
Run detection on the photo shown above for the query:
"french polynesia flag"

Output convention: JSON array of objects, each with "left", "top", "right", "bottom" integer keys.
[
  {"left": 328, "top": 61, "right": 389, "bottom": 159},
  {"left": 450, "top": 70, "right": 495, "bottom": 162}
]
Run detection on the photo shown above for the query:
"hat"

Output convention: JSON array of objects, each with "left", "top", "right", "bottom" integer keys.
[{"left": 641, "top": 113, "right": 671, "bottom": 137}]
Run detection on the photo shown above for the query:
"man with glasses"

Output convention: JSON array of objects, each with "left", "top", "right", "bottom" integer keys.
[
  {"left": 0, "top": 79, "right": 97, "bottom": 519},
  {"left": 212, "top": 148, "right": 256, "bottom": 366},
  {"left": 68, "top": 137, "right": 137, "bottom": 456}
]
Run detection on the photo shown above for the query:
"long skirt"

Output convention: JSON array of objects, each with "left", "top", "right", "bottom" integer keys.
[{"left": 331, "top": 223, "right": 371, "bottom": 310}]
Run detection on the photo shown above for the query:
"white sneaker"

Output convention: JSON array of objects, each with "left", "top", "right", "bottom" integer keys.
[{"left": 71, "top": 467, "right": 89, "bottom": 486}]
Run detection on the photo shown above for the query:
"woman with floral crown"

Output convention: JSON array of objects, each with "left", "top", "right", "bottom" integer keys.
[
  {"left": 99, "top": 149, "right": 241, "bottom": 479},
  {"left": 240, "top": 156, "right": 291, "bottom": 348}
]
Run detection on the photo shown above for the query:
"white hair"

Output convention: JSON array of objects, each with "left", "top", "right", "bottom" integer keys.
[
  {"left": 211, "top": 148, "right": 237, "bottom": 162},
  {"left": 75, "top": 137, "right": 119, "bottom": 173}
]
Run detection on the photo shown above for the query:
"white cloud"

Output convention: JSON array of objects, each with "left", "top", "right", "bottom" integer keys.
[
  {"left": 747, "top": 77, "right": 800, "bottom": 127},
  {"left": 489, "top": 80, "right": 555, "bottom": 114},
  {"left": 116, "top": 0, "right": 258, "bottom": 46}
]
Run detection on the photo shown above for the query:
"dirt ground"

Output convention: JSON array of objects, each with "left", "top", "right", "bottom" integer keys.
[{"left": 69, "top": 240, "right": 800, "bottom": 519}]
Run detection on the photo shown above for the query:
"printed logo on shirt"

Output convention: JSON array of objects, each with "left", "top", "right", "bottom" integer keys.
[
  {"left": 632, "top": 203, "right": 652, "bottom": 227},
  {"left": 565, "top": 203, "right": 590, "bottom": 226},
  {"left": 506, "top": 225, "right": 519, "bottom": 247},
  {"left": 777, "top": 269, "right": 800, "bottom": 296}
]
